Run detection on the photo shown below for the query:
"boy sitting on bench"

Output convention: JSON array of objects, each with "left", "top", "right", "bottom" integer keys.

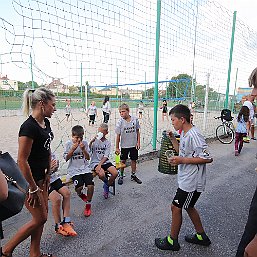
[{"left": 89, "top": 123, "right": 118, "bottom": 199}]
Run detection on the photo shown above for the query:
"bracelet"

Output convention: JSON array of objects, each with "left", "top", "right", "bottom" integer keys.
[{"left": 28, "top": 186, "right": 40, "bottom": 194}]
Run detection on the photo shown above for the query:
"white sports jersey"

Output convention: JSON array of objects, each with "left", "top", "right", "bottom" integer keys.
[
  {"left": 115, "top": 116, "right": 140, "bottom": 148},
  {"left": 89, "top": 138, "right": 111, "bottom": 169},
  {"left": 63, "top": 139, "right": 91, "bottom": 177},
  {"left": 178, "top": 126, "right": 212, "bottom": 192}
]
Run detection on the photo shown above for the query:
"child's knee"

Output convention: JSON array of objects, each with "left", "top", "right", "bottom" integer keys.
[{"left": 49, "top": 191, "right": 62, "bottom": 206}]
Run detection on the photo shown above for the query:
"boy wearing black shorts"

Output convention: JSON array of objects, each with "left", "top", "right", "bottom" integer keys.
[
  {"left": 89, "top": 123, "right": 118, "bottom": 199},
  {"left": 155, "top": 104, "right": 213, "bottom": 251},
  {"left": 64, "top": 125, "right": 93, "bottom": 217},
  {"left": 115, "top": 103, "right": 141, "bottom": 185}
]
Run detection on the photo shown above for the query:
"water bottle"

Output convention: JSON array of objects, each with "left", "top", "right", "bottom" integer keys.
[{"left": 115, "top": 153, "right": 121, "bottom": 165}]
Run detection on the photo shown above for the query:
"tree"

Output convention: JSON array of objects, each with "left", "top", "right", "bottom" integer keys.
[
  {"left": 167, "top": 74, "right": 192, "bottom": 99},
  {"left": 26, "top": 81, "right": 40, "bottom": 89}
]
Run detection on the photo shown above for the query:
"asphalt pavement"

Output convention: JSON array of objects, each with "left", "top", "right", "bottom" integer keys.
[{"left": 2, "top": 139, "right": 257, "bottom": 257}]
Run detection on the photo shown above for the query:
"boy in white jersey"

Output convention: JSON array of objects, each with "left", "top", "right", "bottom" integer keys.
[
  {"left": 86, "top": 101, "right": 97, "bottom": 126},
  {"left": 115, "top": 103, "right": 142, "bottom": 185},
  {"left": 89, "top": 123, "right": 118, "bottom": 199},
  {"left": 63, "top": 125, "right": 93, "bottom": 217},
  {"left": 155, "top": 104, "right": 213, "bottom": 251}
]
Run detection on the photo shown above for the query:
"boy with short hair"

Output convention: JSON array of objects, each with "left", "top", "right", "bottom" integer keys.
[
  {"left": 48, "top": 154, "right": 77, "bottom": 236},
  {"left": 63, "top": 125, "right": 93, "bottom": 217},
  {"left": 89, "top": 123, "right": 118, "bottom": 199},
  {"left": 115, "top": 103, "right": 141, "bottom": 185},
  {"left": 155, "top": 104, "right": 213, "bottom": 251}
]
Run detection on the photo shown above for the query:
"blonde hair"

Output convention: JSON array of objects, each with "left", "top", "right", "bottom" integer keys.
[
  {"left": 119, "top": 103, "right": 129, "bottom": 111},
  {"left": 22, "top": 87, "right": 55, "bottom": 116},
  {"left": 99, "top": 123, "right": 108, "bottom": 131}
]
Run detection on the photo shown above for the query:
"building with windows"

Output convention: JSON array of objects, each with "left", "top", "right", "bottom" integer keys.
[{"left": 0, "top": 75, "right": 18, "bottom": 91}]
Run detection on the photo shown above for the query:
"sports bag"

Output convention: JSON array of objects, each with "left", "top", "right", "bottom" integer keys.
[{"left": 0, "top": 152, "right": 29, "bottom": 221}]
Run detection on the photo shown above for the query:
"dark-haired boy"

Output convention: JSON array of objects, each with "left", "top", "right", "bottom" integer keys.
[
  {"left": 155, "top": 104, "right": 213, "bottom": 251},
  {"left": 64, "top": 125, "right": 93, "bottom": 217}
]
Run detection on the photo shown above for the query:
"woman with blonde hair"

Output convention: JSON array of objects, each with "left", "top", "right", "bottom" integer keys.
[{"left": 1, "top": 87, "right": 56, "bottom": 257}]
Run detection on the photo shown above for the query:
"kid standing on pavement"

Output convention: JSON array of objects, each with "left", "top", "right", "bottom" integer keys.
[
  {"left": 86, "top": 101, "right": 97, "bottom": 126},
  {"left": 63, "top": 125, "right": 94, "bottom": 217},
  {"left": 235, "top": 106, "right": 249, "bottom": 156},
  {"left": 48, "top": 154, "right": 77, "bottom": 236},
  {"left": 115, "top": 103, "right": 142, "bottom": 185},
  {"left": 89, "top": 123, "right": 118, "bottom": 199},
  {"left": 155, "top": 104, "right": 213, "bottom": 251}
]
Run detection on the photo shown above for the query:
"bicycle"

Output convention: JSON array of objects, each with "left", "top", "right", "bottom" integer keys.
[{"left": 214, "top": 116, "right": 235, "bottom": 144}]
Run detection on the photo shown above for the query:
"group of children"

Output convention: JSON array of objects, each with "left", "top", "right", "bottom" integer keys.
[{"left": 48, "top": 103, "right": 142, "bottom": 237}]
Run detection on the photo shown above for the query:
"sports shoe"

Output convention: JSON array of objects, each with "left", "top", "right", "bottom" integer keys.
[
  {"left": 251, "top": 137, "right": 257, "bottom": 140},
  {"left": 84, "top": 203, "right": 91, "bottom": 217},
  {"left": 79, "top": 193, "right": 87, "bottom": 202},
  {"left": 118, "top": 176, "right": 123, "bottom": 185},
  {"left": 103, "top": 183, "right": 109, "bottom": 199},
  {"left": 55, "top": 225, "right": 70, "bottom": 236},
  {"left": 155, "top": 236, "right": 180, "bottom": 251},
  {"left": 235, "top": 150, "right": 239, "bottom": 156},
  {"left": 61, "top": 222, "right": 77, "bottom": 236},
  {"left": 185, "top": 233, "right": 211, "bottom": 246},
  {"left": 131, "top": 174, "right": 142, "bottom": 184}
]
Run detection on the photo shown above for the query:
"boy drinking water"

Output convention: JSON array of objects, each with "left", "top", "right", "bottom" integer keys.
[
  {"left": 63, "top": 125, "right": 94, "bottom": 217},
  {"left": 89, "top": 123, "right": 118, "bottom": 199},
  {"left": 115, "top": 103, "right": 141, "bottom": 185},
  {"left": 155, "top": 104, "right": 213, "bottom": 251}
]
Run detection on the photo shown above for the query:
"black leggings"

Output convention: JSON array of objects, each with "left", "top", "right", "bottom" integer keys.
[
  {"left": 236, "top": 186, "right": 257, "bottom": 256},
  {"left": 103, "top": 111, "right": 110, "bottom": 123}
]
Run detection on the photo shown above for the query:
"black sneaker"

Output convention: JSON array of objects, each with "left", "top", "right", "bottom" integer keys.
[
  {"left": 155, "top": 237, "right": 180, "bottom": 251},
  {"left": 118, "top": 177, "right": 123, "bottom": 185},
  {"left": 131, "top": 174, "right": 142, "bottom": 184},
  {"left": 185, "top": 233, "right": 211, "bottom": 246}
]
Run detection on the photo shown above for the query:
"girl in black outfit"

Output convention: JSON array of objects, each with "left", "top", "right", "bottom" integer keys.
[
  {"left": 102, "top": 96, "right": 111, "bottom": 123},
  {"left": 1, "top": 87, "right": 56, "bottom": 257},
  {"left": 162, "top": 100, "right": 168, "bottom": 121}
]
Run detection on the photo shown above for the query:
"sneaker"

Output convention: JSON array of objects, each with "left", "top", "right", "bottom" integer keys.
[
  {"left": 61, "top": 222, "right": 77, "bottom": 236},
  {"left": 251, "top": 137, "right": 257, "bottom": 140},
  {"left": 55, "top": 225, "right": 70, "bottom": 236},
  {"left": 131, "top": 174, "right": 142, "bottom": 184},
  {"left": 103, "top": 183, "right": 109, "bottom": 199},
  {"left": 235, "top": 150, "right": 239, "bottom": 156},
  {"left": 155, "top": 236, "right": 180, "bottom": 251},
  {"left": 79, "top": 193, "right": 87, "bottom": 202},
  {"left": 185, "top": 233, "right": 211, "bottom": 246},
  {"left": 84, "top": 203, "right": 91, "bottom": 217},
  {"left": 118, "top": 176, "right": 123, "bottom": 185}
]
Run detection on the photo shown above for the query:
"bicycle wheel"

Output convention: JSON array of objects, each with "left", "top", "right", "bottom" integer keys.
[{"left": 216, "top": 124, "right": 234, "bottom": 144}]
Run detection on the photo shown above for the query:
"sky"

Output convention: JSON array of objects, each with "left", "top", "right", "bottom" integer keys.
[
  {"left": 0, "top": 0, "right": 257, "bottom": 95},
  {"left": 217, "top": 0, "right": 257, "bottom": 29}
]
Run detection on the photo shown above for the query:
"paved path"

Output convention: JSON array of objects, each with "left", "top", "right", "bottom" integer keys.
[{"left": 2, "top": 139, "right": 257, "bottom": 257}]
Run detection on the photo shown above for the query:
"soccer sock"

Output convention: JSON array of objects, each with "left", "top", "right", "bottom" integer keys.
[
  {"left": 196, "top": 232, "right": 207, "bottom": 240},
  {"left": 63, "top": 217, "right": 71, "bottom": 223},
  {"left": 167, "top": 235, "right": 178, "bottom": 245}
]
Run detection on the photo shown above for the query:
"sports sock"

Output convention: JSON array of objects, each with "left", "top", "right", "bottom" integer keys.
[
  {"left": 167, "top": 235, "right": 178, "bottom": 245},
  {"left": 63, "top": 217, "right": 71, "bottom": 223}
]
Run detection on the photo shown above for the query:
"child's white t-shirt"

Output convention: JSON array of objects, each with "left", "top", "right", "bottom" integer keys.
[
  {"left": 115, "top": 116, "right": 140, "bottom": 148},
  {"left": 178, "top": 126, "right": 212, "bottom": 192},
  {"left": 63, "top": 139, "right": 91, "bottom": 177}
]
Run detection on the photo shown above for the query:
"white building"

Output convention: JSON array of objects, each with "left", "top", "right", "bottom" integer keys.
[{"left": 0, "top": 75, "right": 18, "bottom": 91}]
